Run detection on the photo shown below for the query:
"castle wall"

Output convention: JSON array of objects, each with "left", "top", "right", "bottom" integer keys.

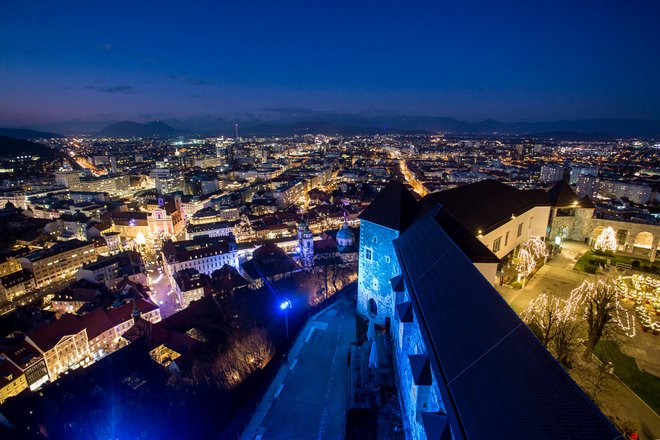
[{"left": 357, "top": 220, "right": 401, "bottom": 325}]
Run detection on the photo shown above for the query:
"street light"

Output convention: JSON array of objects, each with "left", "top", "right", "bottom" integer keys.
[{"left": 280, "top": 299, "right": 292, "bottom": 340}]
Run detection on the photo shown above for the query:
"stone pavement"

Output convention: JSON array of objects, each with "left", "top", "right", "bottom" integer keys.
[{"left": 241, "top": 288, "right": 356, "bottom": 440}]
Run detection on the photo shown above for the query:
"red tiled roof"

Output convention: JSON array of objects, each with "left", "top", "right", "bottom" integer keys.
[
  {"left": 105, "top": 299, "right": 158, "bottom": 325},
  {"left": 28, "top": 314, "right": 86, "bottom": 351},
  {"left": 80, "top": 307, "right": 114, "bottom": 340}
]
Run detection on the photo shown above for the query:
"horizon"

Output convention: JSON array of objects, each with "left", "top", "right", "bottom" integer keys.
[{"left": 1, "top": 0, "right": 659, "bottom": 127}]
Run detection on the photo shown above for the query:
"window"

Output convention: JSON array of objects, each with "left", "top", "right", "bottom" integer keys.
[
  {"left": 504, "top": 231, "right": 509, "bottom": 246},
  {"left": 529, "top": 217, "right": 533, "bottom": 230},
  {"left": 369, "top": 298, "right": 378, "bottom": 316},
  {"left": 517, "top": 223, "right": 523, "bottom": 237},
  {"left": 493, "top": 237, "right": 502, "bottom": 253},
  {"left": 365, "top": 247, "right": 373, "bottom": 262},
  {"left": 372, "top": 236, "right": 378, "bottom": 244},
  {"left": 384, "top": 255, "right": 391, "bottom": 264}
]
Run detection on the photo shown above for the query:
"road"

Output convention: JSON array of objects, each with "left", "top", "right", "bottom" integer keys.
[
  {"left": 398, "top": 159, "right": 427, "bottom": 196},
  {"left": 242, "top": 287, "right": 356, "bottom": 440},
  {"left": 146, "top": 262, "right": 178, "bottom": 318}
]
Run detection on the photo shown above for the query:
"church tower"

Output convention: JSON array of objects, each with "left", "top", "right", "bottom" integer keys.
[{"left": 297, "top": 217, "right": 314, "bottom": 267}]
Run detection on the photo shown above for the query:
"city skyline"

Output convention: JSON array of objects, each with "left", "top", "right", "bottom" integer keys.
[{"left": 1, "top": 0, "right": 659, "bottom": 127}]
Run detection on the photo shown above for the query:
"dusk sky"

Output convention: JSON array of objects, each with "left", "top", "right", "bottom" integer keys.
[{"left": 1, "top": 0, "right": 659, "bottom": 127}]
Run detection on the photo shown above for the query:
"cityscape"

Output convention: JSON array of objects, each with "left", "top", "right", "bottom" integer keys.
[{"left": 1, "top": 1, "right": 659, "bottom": 440}]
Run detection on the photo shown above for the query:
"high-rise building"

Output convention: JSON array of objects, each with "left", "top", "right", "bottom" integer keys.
[
  {"left": 539, "top": 164, "right": 564, "bottom": 183},
  {"left": 54, "top": 171, "right": 81, "bottom": 189}
]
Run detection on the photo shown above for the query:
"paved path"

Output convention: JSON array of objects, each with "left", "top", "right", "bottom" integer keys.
[{"left": 241, "top": 288, "right": 356, "bottom": 440}]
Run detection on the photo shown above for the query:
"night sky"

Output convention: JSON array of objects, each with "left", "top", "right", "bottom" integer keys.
[{"left": 1, "top": 0, "right": 659, "bottom": 127}]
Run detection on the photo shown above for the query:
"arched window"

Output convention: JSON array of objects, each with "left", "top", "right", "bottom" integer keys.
[{"left": 368, "top": 298, "right": 378, "bottom": 317}]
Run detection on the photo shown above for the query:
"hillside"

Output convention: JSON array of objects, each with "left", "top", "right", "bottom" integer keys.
[
  {"left": 0, "top": 127, "right": 62, "bottom": 139},
  {"left": 0, "top": 136, "right": 59, "bottom": 158}
]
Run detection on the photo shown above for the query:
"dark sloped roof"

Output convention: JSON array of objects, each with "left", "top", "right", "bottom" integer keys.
[
  {"left": 106, "top": 298, "right": 158, "bottom": 325},
  {"left": 211, "top": 264, "right": 248, "bottom": 291},
  {"left": 421, "top": 412, "right": 452, "bottom": 440},
  {"left": 359, "top": 181, "right": 418, "bottom": 231},
  {"left": 408, "top": 354, "right": 432, "bottom": 386},
  {"left": 395, "top": 301, "right": 413, "bottom": 323},
  {"left": 391, "top": 275, "right": 404, "bottom": 292},
  {"left": 80, "top": 307, "right": 114, "bottom": 340},
  {"left": 426, "top": 180, "right": 548, "bottom": 235},
  {"left": 28, "top": 314, "right": 86, "bottom": 351},
  {"left": 394, "top": 212, "right": 619, "bottom": 439},
  {"left": 242, "top": 243, "right": 298, "bottom": 280},
  {"left": 546, "top": 180, "right": 584, "bottom": 207},
  {"left": 433, "top": 207, "right": 499, "bottom": 264}
]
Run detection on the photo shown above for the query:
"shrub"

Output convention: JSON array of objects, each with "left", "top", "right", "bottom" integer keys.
[
  {"left": 510, "top": 281, "right": 523, "bottom": 289},
  {"left": 631, "top": 260, "right": 641, "bottom": 269},
  {"left": 585, "top": 264, "right": 597, "bottom": 274}
]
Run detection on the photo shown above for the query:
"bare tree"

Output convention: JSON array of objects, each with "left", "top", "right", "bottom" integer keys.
[
  {"left": 581, "top": 356, "right": 614, "bottom": 405},
  {"left": 551, "top": 317, "right": 582, "bottom": 368},
  {"left": 521, "top": 294, "right": 567, "bottom": 347},
  {"left": 583, "top": 280, "right": 618, "bottom": 358}
]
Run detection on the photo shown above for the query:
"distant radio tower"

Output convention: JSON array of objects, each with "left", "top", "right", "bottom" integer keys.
[{"left": 234, "top": 123, "right": 239, "bottom": 140}]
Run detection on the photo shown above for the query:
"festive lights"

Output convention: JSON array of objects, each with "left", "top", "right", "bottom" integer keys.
[
  {"left": 515, "top": 237, "right": 548, "bottom": 280},
  {"left": 524, "top": 236, "right": 549, "bottom": 260},
  {"left": 594, "top": 226, "right": 618, "bottom": 253},
  {"left": 523, "top": 277, "right": 638, "bottom": 338},
  {"left": 516, "top": 248, "right": 536, "bottom": 278}
]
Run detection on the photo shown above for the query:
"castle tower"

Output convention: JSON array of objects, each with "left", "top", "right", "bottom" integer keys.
[{"left": 357, "top": 182, "right": 417, "bottom": 325}]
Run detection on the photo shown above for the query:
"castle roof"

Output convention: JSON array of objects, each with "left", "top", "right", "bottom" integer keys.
[
  {"left": 546, "top": 180, "right": 594, "bottom": 208},
  {"left": 359, "top": 181, "right": 418, "bottom": 231},
  {"left": 393, "top": 210, "right": 619, "bottom": 438}
]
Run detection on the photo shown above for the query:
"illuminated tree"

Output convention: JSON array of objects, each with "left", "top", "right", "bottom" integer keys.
[
  {"left": 523, "top": 278, "right": 635, "bottom": 365},
  {"left": 522, "top": 294, "right": 565, "bottom": 346},
  {"left": 523, "top": 236, "right": 549, "bottom": 260},
  {"left": 515, "top": 248, "right": 536, "bottom": 279},
  {"left": 563, "top": 278, "right": 636, "bottom": 358},
  {"left": 594, "top": 226, "right": 618, "bottom": 253}
]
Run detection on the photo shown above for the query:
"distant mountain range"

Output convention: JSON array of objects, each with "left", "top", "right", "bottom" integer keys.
[
  {"left": 5, "top": 114, "right": 660, "bottom": 138},
  {"left": 98, "top": 120, "right": 188, "bottom": 137},
  {"left": 0, "top": 136, "right": 59, "bottom": 158},
  {"left": 97, "top": 116, "right": 660, "bottom": 138}
]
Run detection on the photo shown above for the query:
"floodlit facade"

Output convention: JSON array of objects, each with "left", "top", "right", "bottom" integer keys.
[
  {"left": 20, "top": 239, "right": 97, "bottom": 287},
  {"left": 356, "top": 181, "right": 619, "bottom": 439}
]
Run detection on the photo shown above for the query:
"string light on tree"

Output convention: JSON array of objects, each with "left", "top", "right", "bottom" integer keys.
[
  {"left": 566, "top": 278, "right": 636, "bottom": 338},
  {"left": 594, "top": 226, "right": 618, "bottom": 253},
  {"left": 524, "top": 236, "right": 549, "bottom": 260},
  {"left": 516, "top": 248, "right": 536, "bottom": 279}
]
